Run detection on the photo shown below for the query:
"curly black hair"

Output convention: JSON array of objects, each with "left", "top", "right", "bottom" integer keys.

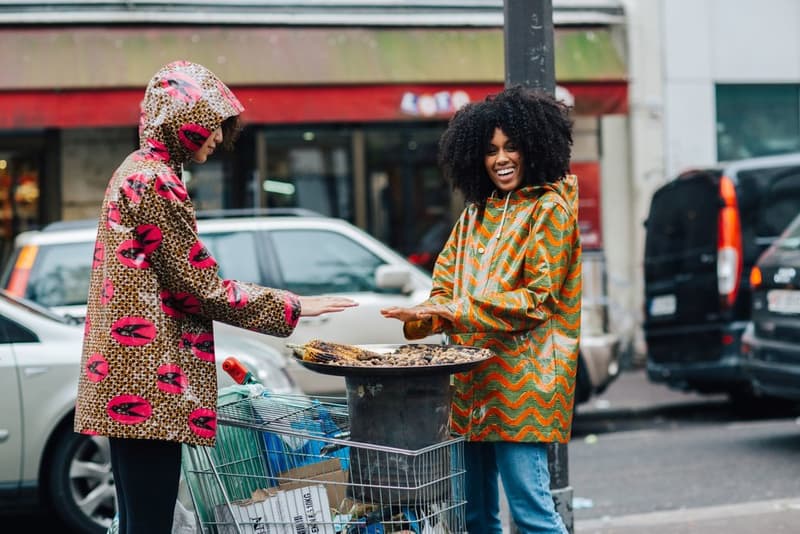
[{"left": 437, "top": 85, "right": 573, "bottom": 204}]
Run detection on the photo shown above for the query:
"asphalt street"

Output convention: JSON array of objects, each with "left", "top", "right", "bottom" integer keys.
[{"left": 569, "top": 369, "right": 800, "bottom": 534}]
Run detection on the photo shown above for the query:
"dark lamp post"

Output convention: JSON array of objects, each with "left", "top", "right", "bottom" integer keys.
[{"left": 503, "top": 1, "right": 573, "bottom": 532}]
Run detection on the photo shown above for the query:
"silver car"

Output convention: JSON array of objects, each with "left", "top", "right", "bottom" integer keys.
[
  {"left": 2, "top": 213, "right": 619, "bottom": 400},
  {"left": 0, "top": 289, "right": 296, "bottom": 533}
]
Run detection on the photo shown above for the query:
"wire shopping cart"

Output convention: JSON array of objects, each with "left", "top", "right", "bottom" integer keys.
[{"left": 182, "top": 389, "right": 466, "bottom": 534}]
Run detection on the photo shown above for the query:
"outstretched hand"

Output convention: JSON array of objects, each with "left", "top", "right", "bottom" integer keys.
[
  {"left": 299, "top": 296, "right": 358, "bottom": 317},
  {"left": 380, "top": 304, "right": 454, "bottom": 323}
]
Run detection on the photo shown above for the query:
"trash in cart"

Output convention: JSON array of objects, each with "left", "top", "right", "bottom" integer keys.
[
  {"left": 182, "top": 390, "right": 466, "bottom": 533},
  {"left": 215, "top": 483, "right": 334, "bottom": 534}
]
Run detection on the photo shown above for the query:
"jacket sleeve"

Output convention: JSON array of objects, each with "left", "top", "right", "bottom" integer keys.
[
  {"left": 447, "top": 198, "right": 578, "bottom": 334},
  {"left": 403, "top": 216, "right": 461, "bottom": 340},
  {"left": 120, "top": 175, "right": 300, "bottom": 338}
]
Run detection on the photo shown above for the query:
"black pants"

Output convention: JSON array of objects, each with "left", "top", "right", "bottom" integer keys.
[{"left": 109, "top": 437, "right": 182, "bottom": 534}]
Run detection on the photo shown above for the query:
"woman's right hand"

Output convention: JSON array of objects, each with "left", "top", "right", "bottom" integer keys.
[
  {"left": 381, "top": 304, "right": 455, "bottom": 323},
  {"left": 379, "top": 306, "right": 422, "bottom": 322},
  {"left": 298, "top": 296, "right": 358, "bottom": 316}
]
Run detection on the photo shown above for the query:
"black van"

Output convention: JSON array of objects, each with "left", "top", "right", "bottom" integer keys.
[
  {"left": 742, "top": 212, "right": 800, "bottom": 401},
  {"left": 643, "top": 153, "right": 800, "bottom": 400}
]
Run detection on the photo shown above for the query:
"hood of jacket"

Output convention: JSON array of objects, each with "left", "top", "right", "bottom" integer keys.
[
  {"left": 532, "top": 174, "right": 578, "bottom": 216},
  {"left": 138, "top": 60, "right": 244, "bottom": 172}
]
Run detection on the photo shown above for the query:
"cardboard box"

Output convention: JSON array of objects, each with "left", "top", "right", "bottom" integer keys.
[
  {"left": 218, "top": 483, "right": 336, "bottom": 534},
  {"left": 215, "top": 488, "right": 285, "bottom": 534},
  {"left": 278, "top": 458, "right": 349, "bottom": 512},
  {"left": 278, "top": 483, "right": 335, "bottom": 534},
  {"left": 215, "top": 459, "right": 347, "bottom": 534}
]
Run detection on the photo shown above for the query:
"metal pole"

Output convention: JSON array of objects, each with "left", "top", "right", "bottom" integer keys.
[
  {"left": 503, "top": 1, "right": 574, "bottom": 533},
  {"left": 503, "top": 0, "right": 555, "bottom": 93}
]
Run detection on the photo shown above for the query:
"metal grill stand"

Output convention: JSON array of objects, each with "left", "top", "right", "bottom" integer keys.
[{"left": 346, "top": 373, "right": 453, "bottom": 503}]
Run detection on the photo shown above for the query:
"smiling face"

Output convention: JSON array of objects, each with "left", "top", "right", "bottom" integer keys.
[
  {"left": 191, "top": 127, "right": 222, "bottom": 164},
  {"left": 484, "top": 127, "right": 524, "bottom": 193}
]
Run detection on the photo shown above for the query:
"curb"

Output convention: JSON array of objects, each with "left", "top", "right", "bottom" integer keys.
[{"left": 575, "top": 398, "right": 731, "bottom": 422}]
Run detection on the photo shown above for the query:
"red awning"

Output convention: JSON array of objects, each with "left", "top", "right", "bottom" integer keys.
[{"left": 0, "top": 82, "right": 627, "bottom": 130}]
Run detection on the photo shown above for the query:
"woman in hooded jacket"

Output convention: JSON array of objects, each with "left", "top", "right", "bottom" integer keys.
[
  {"left": 381, "top": 86, "right": 580, "bottom": 533},
  {"left": 74, "top": 61, "right": 357, "bottom": 534}
]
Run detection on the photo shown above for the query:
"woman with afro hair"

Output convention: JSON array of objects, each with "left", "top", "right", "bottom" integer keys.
[{"left": 381, "top": 85, "right": 580, "bottom": 533}]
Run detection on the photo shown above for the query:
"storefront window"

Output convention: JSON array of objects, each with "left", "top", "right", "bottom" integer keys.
[
  {"left": 0, "top": 149, "right": 41, "bottom": 261},
  {"left": 245, "top": 123, "right": 451, "bottom": 267},
  {"left": 260, "top": 128, "right": 353, "bottom": 220},
  {"left": 716, "top": 84, "right": 800, "bottom": 161},
  {"left": 364, "top": 125, "right": 449, "bottom": 264},
  {"left": 183, "top": 160, "right": 226, "bottom": 211}
]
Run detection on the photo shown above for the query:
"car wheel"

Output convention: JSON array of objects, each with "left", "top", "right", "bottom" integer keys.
[{"left": 45, "top": 429, "right": 115, "bottom": 534}]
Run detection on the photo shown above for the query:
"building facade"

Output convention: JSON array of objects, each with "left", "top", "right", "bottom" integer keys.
[
  {"left": 0, "top": 0, "right": 635, "bottom": 349},
  {"left": 619, "top": 0, "right": 800, "bottom": 359}
]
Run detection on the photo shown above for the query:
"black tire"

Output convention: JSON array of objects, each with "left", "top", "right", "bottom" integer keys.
[
  {"left": 728, "top": 388, "right": 798, "bottom": 417},
  {"left": 45, "top": 428, "right": 115, "bottom": 534},
  {"left": 574, "top": 354, "right": 592, "bottom": 406}
]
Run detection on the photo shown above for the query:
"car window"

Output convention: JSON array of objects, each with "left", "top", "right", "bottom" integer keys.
[
  {"left": 27, "top": 242, "right": 94, "bottom": 307},
  {"left": 737, "top": 165, "right": 800, "bottom": 262},
  {"left": 754, "top": 173, "right": 800, "bottom": 238},
  {"left": 269, "top": 229, "right": 385, "bottom": 294},
  {"left": 0, "top": 315, "right": 38, "bottom": 343},
  {"left": 198, "top": 231, "right": 262, "bottom": 283},
  {"left": 776, "top": 214, "right": 800, "bottom": 250}
]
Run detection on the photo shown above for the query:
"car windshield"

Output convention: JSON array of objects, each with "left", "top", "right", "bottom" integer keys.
[{"left": 0, "top": 289, "right": 74, "bottom": 324}]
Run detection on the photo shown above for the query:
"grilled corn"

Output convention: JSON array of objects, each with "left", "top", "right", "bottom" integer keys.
[{"left": 289, "top": 340, "right": 382, "bottom": 363}]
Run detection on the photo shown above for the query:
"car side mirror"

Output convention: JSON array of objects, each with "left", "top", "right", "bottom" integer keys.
[{"left": 375, "top": 264, "right": 413, "bottom": 294}]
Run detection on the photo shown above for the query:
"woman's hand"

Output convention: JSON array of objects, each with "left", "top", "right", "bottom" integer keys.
[
  {"left": 380, "top": 304, "right": 454, "bottom": 323},
  {"left": 298, "top": 296, "right": 358, "bottom": 317}
]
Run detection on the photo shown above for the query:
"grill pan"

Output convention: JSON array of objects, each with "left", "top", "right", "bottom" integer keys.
[{"left": 291, "top": 343, "right": 492, "bottom": 377}]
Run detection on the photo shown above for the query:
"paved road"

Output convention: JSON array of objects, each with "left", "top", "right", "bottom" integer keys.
[
  {"left": 570, "top": 370, "right": 800, "bottom": 534},
  {"left": 497, "top": 369, "right": 800, "bottom": 534}
]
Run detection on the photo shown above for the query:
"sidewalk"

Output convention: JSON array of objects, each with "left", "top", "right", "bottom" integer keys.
[
  {"left": 575, "top": 367, "right": 728, "bottom": 419},
  {"left": 575, "top": 497, "right": 800, "bottom": 533}
]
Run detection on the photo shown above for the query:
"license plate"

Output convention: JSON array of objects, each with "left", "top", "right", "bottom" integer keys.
[
  {"left": 650, "top": 294, "right": 676, "bottom": 316},
  {"left": 767, "top": 289, "right": 800, "bottom": 314}
]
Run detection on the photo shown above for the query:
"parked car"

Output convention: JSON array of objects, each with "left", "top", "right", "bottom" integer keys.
[
  {"left": 0, "top": 290, "right": 294, "bottom": 534},
  {"left": 1, "top": 210, "right": 619, "bottom": 403},
  {"left": 742, "top": 212, "right": 800, "bottom": 402},
  {"left": 643, "top": 152, "right": 800, "bottom": 401}
]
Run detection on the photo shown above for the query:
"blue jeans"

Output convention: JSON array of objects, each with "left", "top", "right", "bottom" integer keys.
[{"left": 464, "top": 441, "right": 567, "bottom": 534}]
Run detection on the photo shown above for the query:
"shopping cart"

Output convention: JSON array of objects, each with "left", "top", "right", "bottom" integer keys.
[{"left": 182, "top": 389, "right": 466, "bottom": 534}]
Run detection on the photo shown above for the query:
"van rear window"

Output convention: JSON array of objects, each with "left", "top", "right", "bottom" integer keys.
[{"left": 645, "top": 170, "right": 722, "bottom": 262}]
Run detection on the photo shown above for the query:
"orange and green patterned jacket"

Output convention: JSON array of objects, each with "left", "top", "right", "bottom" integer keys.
[{"left": 405, "top": 176, "right": 581, "bottom": 443}]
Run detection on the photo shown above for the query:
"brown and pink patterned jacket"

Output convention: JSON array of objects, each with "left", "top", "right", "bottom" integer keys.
[{"left": 74, "top": 61, "right": 300, "bottom": 446}]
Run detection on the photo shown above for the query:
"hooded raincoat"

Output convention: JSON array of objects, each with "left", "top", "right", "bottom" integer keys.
[
  {"left": 74, "top": 61, "right": 300, "bottom": 446},
  {"left": 404, "top": 176, "right": 581, "bottom": 443}
]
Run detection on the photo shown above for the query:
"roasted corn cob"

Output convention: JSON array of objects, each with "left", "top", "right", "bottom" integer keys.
[{"left": 289, "top": 340, "right": 382, "bottom": 363}]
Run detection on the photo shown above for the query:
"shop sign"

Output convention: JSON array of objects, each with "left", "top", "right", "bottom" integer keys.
[{"left": 400, "top": 90, "right": 471, "bottom": 117}]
